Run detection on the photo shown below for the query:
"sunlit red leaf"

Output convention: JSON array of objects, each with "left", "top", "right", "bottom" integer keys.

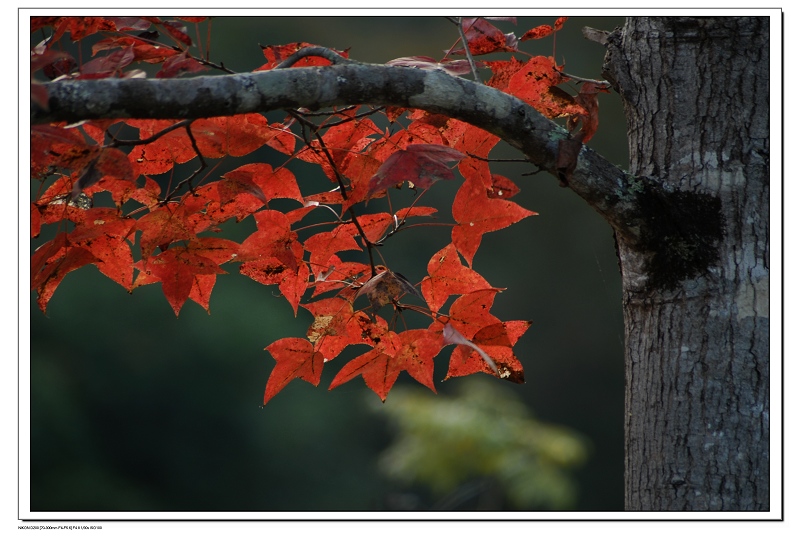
[
  {"left": 451, "top": 174, "right": 536, "bottom": 266},
  {"left": 486, "top": 174, "right": 521, "bottom": 199},
  {"left": 420, "top": 243, "right": 492, "bottom": 313},
  {"left": 134, "top": 244, "right": 226, "bottom": 316},
  {"left": 521, "top": 24, "right": 555, "bottom": 41},
  {"left": 329, "top": 331, "right": 401, "bottom": 401},
  {"left": 136, "top": 203, "right": 197, "bottom": 256},
  {"left": 445, "top": 320, "right": 530, "bottom": 383},
  {"left": 68, "top": 208, "right": 136, "bottom": 290},
  {"left": 32, "top": 238, "right": 98, "bottom": 313},
  {"left": 156, "top": 50, "right": 207, "bottom": 78},
  {"left": 263, "top": 338, "right": 325, "bottom": 404}
]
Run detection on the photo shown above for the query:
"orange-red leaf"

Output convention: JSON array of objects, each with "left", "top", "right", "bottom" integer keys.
[
  {"left": 134, "top": 244, "right": 226, "bottom": 316},
  {"left": 451, "top": 174, "right": 536, "bottom": 266},
  {"left": 445, "top": 321, "right": 530, "bottom": 383},
  {"left": 420, "top": 243, "right": 492, "bottom": 313},
  {"left": 263, "top": 338, "right": 325, "bottom": 404},
  {"left": 328, "top": 331, "right": 401, "bottom": 401}
]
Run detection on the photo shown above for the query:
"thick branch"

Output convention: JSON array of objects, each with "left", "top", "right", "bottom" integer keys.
[{"left": 31, "top": 63, "right": 648, "bottom": 242}]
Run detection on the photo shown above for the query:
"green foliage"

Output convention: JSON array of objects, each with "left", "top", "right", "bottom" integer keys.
[{"left": 374, "top": 378, "right": 588, "bottom": 509}]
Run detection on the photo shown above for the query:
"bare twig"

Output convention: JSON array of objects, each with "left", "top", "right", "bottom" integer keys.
[
  {"left": 274, "top": 46, "right": 355, "bottom": 69},
  {"left": 455, "top": 17, "right": 482, "bottom": 83}
]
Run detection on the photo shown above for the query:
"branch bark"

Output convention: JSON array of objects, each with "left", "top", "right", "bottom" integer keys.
[{"left": 31, "top": 62, "right": 650, "bottom": 245}]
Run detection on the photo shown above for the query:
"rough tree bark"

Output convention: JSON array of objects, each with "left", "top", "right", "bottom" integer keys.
[
  {"left": 602, "top": 17, "right": 770, "bottom": 510},
  {"left": 30, "top": 16, "right": 770, "bottom": 510}
]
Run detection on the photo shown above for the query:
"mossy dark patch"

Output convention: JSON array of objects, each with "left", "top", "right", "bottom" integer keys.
[{"left": 634, "top": 184, "right": 724, "bottom": 291}]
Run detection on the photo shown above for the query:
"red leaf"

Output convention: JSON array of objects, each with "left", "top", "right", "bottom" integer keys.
[
  {"left": 506, "top": 57, "right": 584, "bottom": 119},
  {"left": 301, "top": 298, "right": 384, "bottom": 360},
  {"left": 459, "top": 18, "right": 518, "bottom": 56},
  {"left": 329, "top": 332, "right": 401, "bottom": 401},
  {"left": 224, "top": 163, "right": 303, "bottom": 205},
  {"left": 330, "top": 327, "right": 445, "bottom": 401},
  {"left": 486, "top": 174, "right": 520, "bottom": 199},
  {"left": 521, "top": 25, "right": 554, "bottom": 41},
  {"left": 80, "top": 46, "right": 135, "bottom": 77},
  {"left": 445, "top": 321, "right": 530, "bottom": 383},
  {"left": 127, "top": 119, "right": 197, "bottom": 175},
  {"left": 451, "top": 175, "right": 536, "bottom": 266},
  {"left": 367, "top": 144, "right": 465, "bottom": 197},
  {"left": 136, "top": 203, "right": 197, "bottom": 257},
  {"left": 263, "top": 338, "right": 325, "bottom": 404},
  {"left": 93, "top": 35, "right": 180, "bottom": 64},
  {"left": 554, "top": 17, "right": 569, "bottom": 31},
  {"left": 32, "top": 239, "right": 98, "bottom": 313},
  {"left": 68, "top": 208, "right": 136, "bottom": 290},
  {"left": 303, "top": 225, "right": 362, "bottom": 274},
  {"left": 156, "top": 50, "right": 207, "bottom": 78},
  {"left": 420, "top": 243, "right": 492, "bottom": 313},
  {"left": 134, "top": 244, "right": 226, "bottom": 316}
]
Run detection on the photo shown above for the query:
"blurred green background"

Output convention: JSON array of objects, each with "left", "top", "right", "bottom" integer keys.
[{"left": 30, "top": 15, "right": 628, "bottom": 511}]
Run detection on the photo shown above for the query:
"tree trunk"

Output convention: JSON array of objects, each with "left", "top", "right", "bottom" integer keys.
[{"left": 604, "top": 17, "right": 770, "bottom": 510}]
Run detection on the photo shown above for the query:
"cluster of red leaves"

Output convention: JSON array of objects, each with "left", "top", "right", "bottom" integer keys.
[{"left": 31, "top": 16, "right": 600, "bottom": 403}]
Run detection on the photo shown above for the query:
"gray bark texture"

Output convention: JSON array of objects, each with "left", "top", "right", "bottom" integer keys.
[
  {"left": 30, "top": 16, "right": 770, "bottom": 510},
  {"left": 603, "top": 17, "right": 770, "bottom": 510}
]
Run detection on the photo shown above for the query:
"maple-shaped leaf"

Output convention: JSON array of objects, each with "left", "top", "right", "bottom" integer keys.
[
  {"left": 136, "top": 202, "right": 198, "bottom": 256},
  {"left": 420, "top": 243, "right": 492, "bottom": 313},
  {"left": 68, "top": 208, "right": 136, "bottom": 291},
  {"left": 225, "top": 163, "right": 303, "bottom": 205},
  {"left": 31, "top": 124, "right": 93, "bottom": 180},
  {"left": 92, "top": 35, "right": 180, "bottom": 64},
  {"left": 451, "top": 174, "right": 536, "bottom": 266},
  {"left": 134, "top": 244, "right": 227, "bottom": 316},
  {"left": 328, "top": 331, "right": 402, "bottom": 401},
  {"left": 458, "top": 18, "right": 518, "bottom": 56},
  {"left": 32, "top": 239, "right": 98, "bottom": 313},
  {"left": 263, "top": 338, "right": 325, "bottom": 404},
  {"left": 303, "top": 225, "right": 362, "bottom": 275},
  {"left": 506, "top": 57, "right": 585, "bottom": 119},
  {"left": 445, "top": 321, "right": 530, "bottom": 383},
  {"left": 70, "top": 147, "right": 134, "bottom": 201},
  {"left": 238, "top": 210, "right": 303, "bottom": 270},
  {"left": 367, "top": 144, "right": 465, "bottom": 197},
  {"left": 156, "top": 50, "right": 208, "bottom": 78},
  {"left": 80, "top": 46, "right": 135, "bottom": 78},
  {"left": 302, "top": 298, "right": 388, "bottom": 361},
  {"left": 329, "top": 328, "right": 445, "bottom": 401},
  {"left": 190, "top": 114, "right": 287, "bottom": 158},
  {"left": 126, "top": 119, "right": 197, "bottom": 175}
]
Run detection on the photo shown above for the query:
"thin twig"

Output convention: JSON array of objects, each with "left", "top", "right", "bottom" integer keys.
[
  {"left": 455, "top": 17, "right": 482, "bottom": 83},
  {"left": 163, "top": 121, "right": 210, "bottom": 201},
  {"left": 274, "top": 46, "right": 355, "bottom": 69},
  {"left": 288, "top": 110, "right": 379, "bottom": 276},
  {"left": 107, "top": 119, "right": 192, "bottom": 147}
]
